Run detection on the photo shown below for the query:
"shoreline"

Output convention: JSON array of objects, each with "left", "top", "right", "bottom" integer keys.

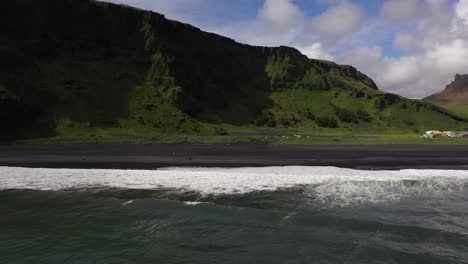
[{"left": 1, "top": 143, "right": 468, "bottom": 170}]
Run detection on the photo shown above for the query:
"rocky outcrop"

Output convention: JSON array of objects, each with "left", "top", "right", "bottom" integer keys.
[
  {"left": 447, "top": 74, "right": 468, "bottom": 91},
  {"left": 425, "top": 74, "right": 468, "bottom": 104}
]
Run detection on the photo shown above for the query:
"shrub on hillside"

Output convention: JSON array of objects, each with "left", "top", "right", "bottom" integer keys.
[
  {"left": 265, "top": 56, "right": 293, "bottom": 90},
  {"left": 356, "top": 110, "right": 372, "bottom": 122},
  {"left": 334, "top": 107, "right": 357, "bottom": 123},
  {"left": 404, "top": 120, "right": 416, "bottom": 126},
  {"left": 301, "top": 68, "right": 327, "bottom": 90},
  {"left": 255, "top": 112, "right": 277, "bottom": 127},
  {"left": 278, "top": 114, "right": 299, "bottom": 127},
  {"left": 303, "top": 108, "right": 315, "bottom": 120},
  {"left": 316, "top": 116, "right": 338, "bottom": 128},
  {"left": 216, "top": 128, "right": 228, "bottom": 136},
  {"left": 332, "top": 105, "right": 372, "bottom": 123}
]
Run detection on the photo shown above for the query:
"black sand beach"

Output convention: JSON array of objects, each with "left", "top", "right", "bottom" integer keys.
[
  {"left": 1, "top": 143, "right": 468, "bottom": 170},
  {"left": 3, "top": 145, "right": 468, "bottom": 263}
]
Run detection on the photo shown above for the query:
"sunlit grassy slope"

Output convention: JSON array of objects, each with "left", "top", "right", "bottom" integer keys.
[
  {"left": 426, "top": 102, "right": 468, "bottom": 118},
  {"left": 1, "top": 0, "right": 467, "bottom": 144},
  {"left": 437, "top": 104, "right": 468, "bottom": 119}
]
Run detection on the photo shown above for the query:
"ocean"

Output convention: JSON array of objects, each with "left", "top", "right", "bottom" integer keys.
[{"left": 1, "top": 166, "right": 467, "bottom": 263}]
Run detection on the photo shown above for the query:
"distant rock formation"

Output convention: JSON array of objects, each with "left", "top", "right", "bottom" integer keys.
[
  {"left": 425, "top": 74, "right": 468, "bottom": 104},
  {"left": 446, "top": 74, "right": 468, "bottom": 91}
]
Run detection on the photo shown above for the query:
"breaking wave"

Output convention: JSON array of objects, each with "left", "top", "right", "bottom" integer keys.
[
  {"left": 1, "top": 166, "right": 468, "bottom": 207},
  {"left": 2, "top": 166, "right": 468, "bottom": 263}
]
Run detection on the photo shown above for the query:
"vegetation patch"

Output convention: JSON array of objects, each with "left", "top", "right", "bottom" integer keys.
[
  {"left": 316, "top": 116, "right": 339, "bottom": 128},
  {"left": 1, "top": 0, "right": 468, "bottom": 143}
]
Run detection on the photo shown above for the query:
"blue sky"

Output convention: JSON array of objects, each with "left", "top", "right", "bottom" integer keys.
[{"left": 105, "top": 0, "right": 468, "bottom": 98}]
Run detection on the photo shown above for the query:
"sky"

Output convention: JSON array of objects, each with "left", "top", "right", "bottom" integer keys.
[{"left": 104, "top": 0, "right": 468, "bottom": 98}]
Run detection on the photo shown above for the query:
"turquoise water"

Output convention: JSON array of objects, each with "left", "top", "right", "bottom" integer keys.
[{"left": 1, "top": 167, "right": 468, "bottom": 263}]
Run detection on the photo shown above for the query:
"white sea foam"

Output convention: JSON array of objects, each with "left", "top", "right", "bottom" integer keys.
[
  {"left": 183, "top": 201, "right": 205, "bottom": 206},
  {"left": 1, "top": 166, "right": 467, "bottom": 206},
  {"left": 122, "top": 200, "right": 134, "bottom": 206}
]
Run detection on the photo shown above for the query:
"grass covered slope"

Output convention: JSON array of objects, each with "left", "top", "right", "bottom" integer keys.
[{"left": 0, "top": 0, "right": 466, "bottom": 143}]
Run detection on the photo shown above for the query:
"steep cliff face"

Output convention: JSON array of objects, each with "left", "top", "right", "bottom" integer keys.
[
  {"left": 448, "top": 74, "right": 468, "bottom": 91},
  {"left": 0, "top": 0, "right": 465, "bottom": 140}
]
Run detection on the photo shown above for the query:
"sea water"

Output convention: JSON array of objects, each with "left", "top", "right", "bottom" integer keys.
[{"left": 1, "top": 166, "right": 467, "bottom": 263}]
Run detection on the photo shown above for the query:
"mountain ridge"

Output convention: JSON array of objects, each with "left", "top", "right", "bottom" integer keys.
[{"left": 0, "top": 0, "right": 466, "bottom": 142}]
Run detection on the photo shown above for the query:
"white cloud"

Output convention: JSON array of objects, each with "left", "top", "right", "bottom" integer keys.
[
  {"left": 380, "top": 0, "right": 427, "bottom": 21},
  {"left": 207, "top": 0, "right": 309, "bottom": 48},
  {"left": 340, "top": 48, "right": 423, "bottom": 97},
  {"left": 427, "top": 39, "right": 468, "bottom": 74},
  {"left": 337, "top": 39, "right": 468, "bottom": 98},
  {"left": 309, "top": 2, "right": 364, "bottom": 42},
  {"left": 455, "top": 0, "right": 468, "bottom": 25},
  {"left": 298, "top": 43, "right": 334, "bottom": 60},
  {"left": 380, "top": 56, "right": 422, "bottom": 93},
  {"left": 339, "top": 46, "right": 383, "bottom": 69},
  {"left": 392, "top": 32, "right": 421, "bottom": 54},
  {"left": 330, "top": 0, "right": 468, "bottom": 98},
  {"left": 258, "top": 0, "right": 304, "bottom": 29}
]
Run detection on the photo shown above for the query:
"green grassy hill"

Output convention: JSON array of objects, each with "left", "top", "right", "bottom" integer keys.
[{"left": 1, "top": 0, "right": 466, "bottom": 143}]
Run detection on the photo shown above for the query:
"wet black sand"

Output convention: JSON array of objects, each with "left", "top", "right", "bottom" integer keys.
[{"left": 1, "top": 143, "right": 468, "bottom": 170}]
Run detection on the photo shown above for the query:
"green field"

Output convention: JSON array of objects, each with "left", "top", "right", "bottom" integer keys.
[{"left": 15, "top": 118, "right": 468, "bottom": 145}]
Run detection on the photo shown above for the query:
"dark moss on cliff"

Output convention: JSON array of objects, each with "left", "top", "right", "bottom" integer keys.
[{"left": 0, "top": 0, "right": 465, "bottom": 140}]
